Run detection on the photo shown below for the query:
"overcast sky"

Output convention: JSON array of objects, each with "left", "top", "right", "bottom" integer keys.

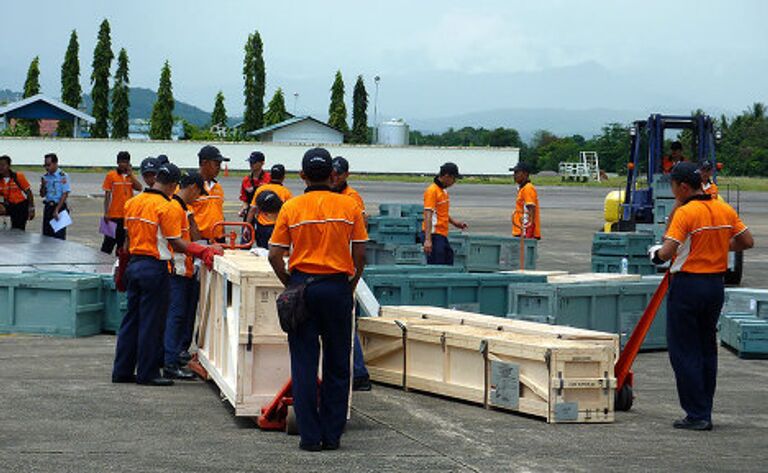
[{"left": 1, "top": 0, "right": 766, "bottom": 121}]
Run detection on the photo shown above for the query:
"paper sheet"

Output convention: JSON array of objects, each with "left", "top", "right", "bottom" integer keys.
[
  {"left": 49, "top": 209, "right": 72, "bottom": 233},
  {"left": 99, "top": 218, "right": 117, "bottom": 238}
]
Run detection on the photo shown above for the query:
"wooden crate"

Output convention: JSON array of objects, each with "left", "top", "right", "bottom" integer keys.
[
  {"left": 196, "top": 250, "right": 290, "bottom": 417},
  {"left": 360, "top": 308, "right": 616, "bottom": 423}
]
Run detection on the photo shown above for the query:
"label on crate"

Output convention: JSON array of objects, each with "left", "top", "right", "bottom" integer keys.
[{"left": 751, "top": 299, "right": 757, "bottom": 312}]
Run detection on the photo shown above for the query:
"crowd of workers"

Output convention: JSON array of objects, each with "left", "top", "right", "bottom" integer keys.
[{"left": 0, "top": 140, "right": 754, "bottom": 445}]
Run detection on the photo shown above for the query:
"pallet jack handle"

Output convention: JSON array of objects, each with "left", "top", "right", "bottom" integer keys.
[
  {"left": 512, "top": 210, "right": 528, "bottom": 270},
  {"left": 211, "top": 221, "right": 255, "bottom": 249},
  {"left": 613, "top": 271, "right": 670, "bottom": 410}
]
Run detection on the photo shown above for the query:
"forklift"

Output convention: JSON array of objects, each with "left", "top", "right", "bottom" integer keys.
[{"left": 603, "top": 113, "right": 743, "bottom": 285}]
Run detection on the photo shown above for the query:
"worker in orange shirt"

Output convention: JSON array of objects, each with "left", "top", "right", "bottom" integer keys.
[
  {"left": 238, "top": 151, "right": 271, "bottom": 220},
  {"left": 0, "top": 155, "right": 35, "bottom": 230},
  {"left": 510, "top": 162, "right": 541, "bottom": 240},
  {"left": 268, "top": 147, "right": 367, "bottom": 451},
  {"left": 649, "top": 162, "right": 753, "bottom": 430},
  {"left": 332, "top": 156, "right": 365, "bottom": 216},
  {"left": 190, "top": 145, "right": 229, "bottom": 242},
  {"left": 422, "top": 162, "right": 467, "bottom": 265},
  {"left": 163, "top": 172, "right": 209, "bottom": 380},
  {"left": 112, "top": 162, "right": 221, "bottom": 387},
  {"left": 662, "top": 141, "right": 686, "bottom": 174},
  {"left": 101, "top": 151, "right": 142, "bottom": 255},
  {"left": 245, "top": 164, "right": 292, "bottom": 245},
  {"left": 699, "top": 160, "right": 719, "bottom": 198}
]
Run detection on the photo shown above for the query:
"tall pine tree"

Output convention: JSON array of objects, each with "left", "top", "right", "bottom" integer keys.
[
  {"left": 264, "top": 88, "right": 287, "bottom": 126},
  {"left": 22, "top": 56, "right": 41, "bottom": 135},
  {"left": 328, "top": 70, "right": 349, "bottom": 138},
  {"left": 111, "top": 48, "right": 130, "bottom": 139},
  {"left": 242, "top": 31, "right": 265, "bottom": 132},
  {"left": 211, "top": 91, "right": 227, "bottom": 127},
  {"left": 351, "top": 75, "right": 369, "bottom": 144},
  {"left": 149, "top": 61, "right": 174, "bottom": 140},
  {"left": 58, "top": 30, "right": 81, "bottom": 137},
  {"left": 90, "top": 19, "right": 113, "bottom": 138}
]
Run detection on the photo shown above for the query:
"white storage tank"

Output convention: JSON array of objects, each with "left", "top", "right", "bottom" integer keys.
[{"left": 377, "top": 118, "right": 410, "bottom": 146}]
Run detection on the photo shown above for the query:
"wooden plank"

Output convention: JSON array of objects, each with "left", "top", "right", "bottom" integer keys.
[
  {"left": 547, "top": 272, "right": 641, "bottom": 284},
  {"left": 359, "top": 316, "right": 615, "bottom": 424}
]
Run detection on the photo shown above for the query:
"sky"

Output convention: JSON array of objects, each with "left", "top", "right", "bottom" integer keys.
[{"left": 1, "top": 0, "right": 767, "bottom": 123}]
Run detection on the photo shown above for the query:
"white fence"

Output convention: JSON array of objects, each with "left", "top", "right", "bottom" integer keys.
[{"left": 0, "top": 138, "right": 519, "bottom": 176}]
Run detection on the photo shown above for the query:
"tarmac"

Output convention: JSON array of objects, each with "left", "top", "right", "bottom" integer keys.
[{"left": 1, "top": 173, "right": 767, "bottom": 472}]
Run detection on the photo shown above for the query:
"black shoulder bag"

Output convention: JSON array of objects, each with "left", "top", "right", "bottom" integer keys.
[{"left": 276, "top": 282, "right": 311, "bottom": 334}]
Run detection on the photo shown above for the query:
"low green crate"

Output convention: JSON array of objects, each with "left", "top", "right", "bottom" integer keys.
[
  {"left": 592, "top": 232, "right": 656, "bottom": 257},
  {"left": 723, "top": 288, "right": 768, "bottom": 319},
  {"left": 366, "top": 272, "right": 552, "bottom": 317},
  {"left": 719, "top": 313, "right": 768, "bottom": 358},
  {"left": 366, "top": 243, "right": 425, "bottom": 265},
  {"left": 363, "top": 265, "right": 463, "bottom": 279},
  {"left": 591, "top": 254, "right": 657, "bottom": 276},
  {"left": 101, "top": 274, "right": 127, "bottom": 333},
  {"left": 369, "top": 231, "right": 420, "bottom": 245},
  {"left": 0, "top": 272, "right": 104, "bottom": 337},
  {"left": 378, "top": 203, "right": 424, "bottom": 218},
  {"left": 654, "top": 198, "right": 676, "bottom": 224},
  {"left": 635, "top": 223, "right": 665, "bottom": 244},
  {"left": 448, "top": 233, "right": 537, "bottom": 272},
  {"left": 507, "top": 279, "right": 667, "bottom": 350},
  {"left": 367, "top": 216, "right": 421, "bottom": 233},
  {"left": 653, "top": 173, "right": 674, "bottom": 199}
]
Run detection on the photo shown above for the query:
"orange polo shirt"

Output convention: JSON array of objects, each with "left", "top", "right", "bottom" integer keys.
[
  {"left": 512, "top": 181, "right": 541, "bottom": 239},
  {"left": 164, "top": 195, "right": 195, "bottom": 278},
  {"left": 422, "top": 182, "right": 450, "bottom": 236},
  {"left": 339, "top": 183, "right": 365, "bottom": 214},
  {"left": 665, "top": 195, "right": 747, "bottom": 274},
  {"left": 270, "top": 187, "right": 368, "bottom": 276},
  {"left": 124, "top": 189, "right": 174, "bottom": 260},
  {"left": 251, "top": 183, "right": 293, "bottom": 206},
  {"left": 190, "top": 179, "right": 225, "bottom": 241},
  {"left": 0, "top": 172, "right": 31, "bottom": 204},
  {"left": 102, "top": 170, "right": 136, "bottom": 219}
]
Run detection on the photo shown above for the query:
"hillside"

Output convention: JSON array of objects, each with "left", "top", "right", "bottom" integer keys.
[{"left": 81, "top": 87, "right": 211, "bottom": 126}]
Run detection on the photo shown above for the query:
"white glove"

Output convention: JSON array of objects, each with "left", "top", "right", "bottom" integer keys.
[{"left": 648, "top": 244, "right": 664, "bottom": 265}]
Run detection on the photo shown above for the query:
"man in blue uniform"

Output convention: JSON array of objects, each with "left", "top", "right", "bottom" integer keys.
[{"left": 39, "top": 153, "right": 70, "bottom": 240}]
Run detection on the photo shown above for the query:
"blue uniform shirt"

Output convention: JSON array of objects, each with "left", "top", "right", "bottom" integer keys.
[{"left": 43, "top": 169, "right": 71, "bottom": 204}]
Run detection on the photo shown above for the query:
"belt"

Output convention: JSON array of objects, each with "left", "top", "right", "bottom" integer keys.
[
  {"left": 129, "top": 255, "right": 161, "bottom": 263},
  {"left": 291, "top": 271, "right": 349, "bottom": 282}
]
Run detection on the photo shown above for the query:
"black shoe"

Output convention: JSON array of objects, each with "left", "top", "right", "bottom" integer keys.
[
  {"left": 673, "top": 418, "right": 713, "bottom": 431},
  {"left": 163, "top": 365, "right": 197, "bottom": 380},
  {"left": 178, "top": 351, "right": 192, "bottom": 366},
  {"left": 299, "top": 442, "right": 322, "bottom": 452},
  {"left": 353, "top": 376, "right": 372, "bottom": 392},
  {"left": 137, "top": 377, "right": 175, "bottom": 387},
  {"left": 111, "top": 374, "right": 136, "bottom": 384},
  {"left": 322, "top": 442, "right": 340, "bottom": 451}
]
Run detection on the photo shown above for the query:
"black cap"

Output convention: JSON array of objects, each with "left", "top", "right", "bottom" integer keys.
[
  {"left": 439, "top": 162, "right": 462, "bottom": 178},
  {"left": 117, "top": 151, "right": 131, "bottom": 162},
  {"left": 510, "top": 162, "right": 533, "bottom": 173},
  {"left": 256, "top": 189, "right": 284, "bottom": 213},
  {"left": 157, "top": 162, "right": 181, "bottom": 183},
  {"left": 670, "top": 161, "right": 701, "bottom": 188},
  {"left": 698, "top": 160, "right": 713, "bottom": 171},
  {"left": 156, "top": 154, "right": 169, "bottom": 164},
  {"left": 302, "top": 147, "right": 333, "bottom": 180},
  {"left": 247, "top": 151, "right": 266, "bottom": 164},
  {"left": 332, "top": 156, "right": 349, "bottom": 174},
  {"left": 198, "top": 145, "right": 230, "bottom": 162},
  {"left": 140, "top": 157, "right": 159, "bottom": 175},
  {"left": 270, "top": 164, "right": 286, "bottom": 180},
  {"left": 179, "top": 171, "right": 208, "bottom": 195}
]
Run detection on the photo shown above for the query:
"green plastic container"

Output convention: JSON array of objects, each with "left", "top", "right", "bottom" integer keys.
[
  {"left": 366, "top": 272, "right": 552, "bottom": 316},
  {"left": 364, "top": 265, "right": 463, "bottom": 279},
  {"left": 592, "top": 232, "right": 655, "bottom": 257},
  {"left": 378, "top": 203, "right": 424, "bottom": 218},
  {"left": 449, "top": 233, "right": 538, "bottom": 272},
  {"left": 723, "top": 288, "right": 768, "bottom": 319},
  {"left": 653, "top": 174, "right": 674, "bottom": 199},
  {"left": 635, "top": 223, "right": 665, "bottom": 244},
  {"left": 507, "top": 279, "right": 667, "bottom": 350},
  {"left": 654, "top": 198, "right": 676, "bottom": 224},
  {"left": 719, "top": 313, "right": 768, "bottom": 358},
  {"left": 101, "top": 274, "right": 127, "bottom": 333},
  {"left": 0, "top": 272, "right": 104, "bottom": 337},
  {"left": 591, "top": 254, "right": 657, "bottom": 276},
  {"left": 366, "top": 243, "right": 427, "bottom": 265}
]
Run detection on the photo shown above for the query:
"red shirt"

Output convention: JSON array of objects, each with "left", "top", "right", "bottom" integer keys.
[{"left": 240, "top": 171, "right": 271, "bottom": 203}]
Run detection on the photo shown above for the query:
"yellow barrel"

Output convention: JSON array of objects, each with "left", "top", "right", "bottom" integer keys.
[{"left": 603, "top": 190, "right": 626, "bottom": 232}]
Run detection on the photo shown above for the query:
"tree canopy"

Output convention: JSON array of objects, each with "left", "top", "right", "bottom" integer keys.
[
  {"left": 328, "top": 70, "right": 349, "bottom": 137},
  {"left": 110, "top": 48, "right": 130, "bottom": 139},
  {"left": 350, "top": 75, "right": 368, "bottom": 144},
  {"left": 90, "top": 19, "right": 113, "bottom": 138},
  {"left": 149, "top": 61, "right": 174, "bottom": 140},
  {"left": 210, "top": 91, "right": 227, "bottom": 128},
  {"left": 264, "top": 88, "right": 288, "bottom": 126},
  {"left": 58, "top": 30, "right": 81, "bottom": 137},
  {"left": 242, "top": 31, "right": 265, "bottom": 132}
]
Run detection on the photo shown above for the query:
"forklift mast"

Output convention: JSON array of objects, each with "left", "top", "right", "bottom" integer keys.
[{"left": 621, "top": 114, "right": 718, "bottom": 223}]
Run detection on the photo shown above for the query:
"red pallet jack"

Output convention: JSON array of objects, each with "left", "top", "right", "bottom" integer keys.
[
  {"left": 613, "top": 271, "right": 670, "bottom": 411},
  {"left": 257, "top": 379, "right": 299, "bottom": 434},
  {"left": 186, "top": 221, "right": 256, "bottom": 380}
]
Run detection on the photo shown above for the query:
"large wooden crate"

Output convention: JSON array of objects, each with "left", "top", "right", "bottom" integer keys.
[
  {"left": 360, "top": 307, "right": 617, "bottom": 423},
  {"left": 196, "top": 251, "right": 290, "bottom": 417}
]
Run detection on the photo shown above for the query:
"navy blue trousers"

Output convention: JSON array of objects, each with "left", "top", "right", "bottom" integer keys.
[
  {"left": 164, "top": 274, "right": 199, "bottom": 366},
  {"left": 667, "top": 272, "right": 724, "bottom": 422},
  {"left": 353, "top": 330, "right": 369, "bottom": 380},
  {"left": 287, "top": 272, "right": 353, "bottom": 447},
  {"left": 112, "top": 257, "right": 170, "bottom": 383},
  {"left": 421, "top": 233, "right": 454, "bottom": 265},
  {"left": 255, "top": 223, "right": 274, "bottom": 249}
]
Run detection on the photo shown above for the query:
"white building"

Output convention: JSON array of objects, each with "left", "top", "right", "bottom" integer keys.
[{"left": 246, "top": 116, "right": 344, "bottom": 144}]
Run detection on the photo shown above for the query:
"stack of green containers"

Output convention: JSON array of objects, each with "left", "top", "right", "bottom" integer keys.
[
  {"left": 448, "top": 233, "right": 538, "bottom": 272},
  {"left": 591, "top": 232, "right": 657, "bottom": 276},
  {"left": 718, "top": 312, "right": 768, "bottom": 358},
  {"left": 101, "top": 274, "right": 128, "bottom": 333}
]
